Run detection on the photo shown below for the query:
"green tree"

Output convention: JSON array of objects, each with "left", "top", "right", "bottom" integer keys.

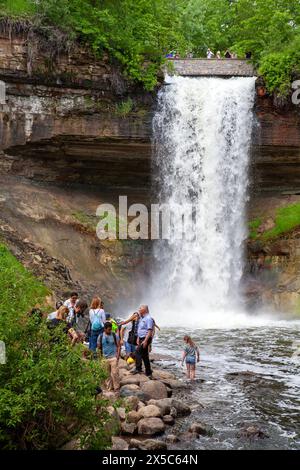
[{"left": 0, "top": 244, "right": 110, "bottom": 449}]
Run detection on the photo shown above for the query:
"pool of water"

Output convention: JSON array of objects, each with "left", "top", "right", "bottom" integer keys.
[{"left": 154, "top": 324, "right": 300, "bottom": 450}]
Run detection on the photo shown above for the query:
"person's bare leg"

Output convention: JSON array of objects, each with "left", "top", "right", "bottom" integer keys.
[
  {"left": 191, "top": 365, "right": 196, "bottom": 380},
  {"left": 186, "top": 363, "right": 191, "bottom": 379}
]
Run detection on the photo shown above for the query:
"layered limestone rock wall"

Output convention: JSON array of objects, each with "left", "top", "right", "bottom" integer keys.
[
  {"left": 1, "top": 25, "right": 300, "bottom": 314},
  {"left": 0, "top": 25, "right": 153, "bottom": 306},
  {"left": 0, "top": 26, "right": 153, "bottom": 190}
]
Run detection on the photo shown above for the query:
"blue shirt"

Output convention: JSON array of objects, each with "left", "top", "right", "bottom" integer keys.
[
  {"left": 137, "top": 314, "right": 154, "bottom": 338},
  {"left": 100, "top": 333, "right": 117, "bottom": 359}
]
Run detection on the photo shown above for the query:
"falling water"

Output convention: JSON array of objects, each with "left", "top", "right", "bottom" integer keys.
[{"left": 151, "top": 76, "right": 257, "bottom": 327}]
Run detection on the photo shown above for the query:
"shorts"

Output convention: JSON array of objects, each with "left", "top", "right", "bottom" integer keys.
[
  {"left": 186, "top": 355, "right": 196, "bottom": 365},
  {"left": 125, "top": 342, "right": 136, "bottom": 354}
]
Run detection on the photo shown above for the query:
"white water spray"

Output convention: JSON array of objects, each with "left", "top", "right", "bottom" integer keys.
[{"left": 151, "top": 76, "right": 257, "bottom": 328}]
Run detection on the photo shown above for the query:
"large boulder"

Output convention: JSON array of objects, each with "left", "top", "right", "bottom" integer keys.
[
  {"left": 120, "top": 384, "right": 140, "bottom": 398},
  {"left": 130, "top": 438, "right": 167, "bottom": 450},
  {"left": 127, "top": 410, "right": 141, "bottom": 424},
  {"left": 140, "top": 381, "right": 168, "bottom": 400},
  {"left": 120, "top": 375, "right": 149, "bottom": 387},
  {"left": 171, "top": 400, "right": 191, "bottom": 417},
  {"left": 161, "top": 379, "right": 186, "bottom": 390},
  {"left": 111, "top": 437, "right": 129, "bottom": 450},
  {"left": 121, "top": 422, "right": 137, "bottom": 435},
  {"left": 152, "top": 370, "right": 176, "bottom": 381},
  {"left": 106, "top": 406, "right": 121, "bottom": 433},
  {"left": 120, "top": 387, "right": 150, "bottom": 402},
  {"left": 118, "top": 358, "right": 128, "bottom": 369},
  {"left": 120, "top": 384, "right": 140, "bottom": 393},
  {"left": 137, "top": 405, "right": 162, "bottom": 419},
  {"left": 147, "top": 398, "right": 172, "bottom": 415},
  {"left": 124, "top": 395, "right": 139, "bottom": 411},
  {"left": 137, "top": 417, "right": 166, "bottom": 436}
]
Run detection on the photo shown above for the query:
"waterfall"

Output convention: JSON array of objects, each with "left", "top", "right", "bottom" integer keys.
[{"left": 151, "top": 76, "right": 256, "bottom": 328}]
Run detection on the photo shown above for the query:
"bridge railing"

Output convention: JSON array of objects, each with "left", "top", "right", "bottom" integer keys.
[{"left": 166, "top": 58, "right": 255, "bottom": 77}]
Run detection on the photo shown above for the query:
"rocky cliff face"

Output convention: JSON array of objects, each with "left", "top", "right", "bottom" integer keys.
[
  {"left": 0, "top": 25, "right": 153, "bottom": 308},
  {"left": 0, "top": 25, "right": 300, "bottom": 314}
]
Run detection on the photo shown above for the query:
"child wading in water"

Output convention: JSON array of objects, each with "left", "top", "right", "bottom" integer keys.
[{"left": 181, "top": 335, "right": 200, "bottom": 381}]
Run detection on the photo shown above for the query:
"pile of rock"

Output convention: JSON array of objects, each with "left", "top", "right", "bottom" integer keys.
[{"left": 109, "top": 362, "right": 193, "bottom": 450}]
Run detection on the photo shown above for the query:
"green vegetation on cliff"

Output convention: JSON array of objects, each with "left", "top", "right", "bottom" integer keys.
[
  {"left": 249, "top": 202, "right": 300, "bottom": 242},
  {"left": 1, "top": 0, "right": 300, "bottom": 94},
  {"left": 0, "top": 244, "right": 110, "bottom": 449}
]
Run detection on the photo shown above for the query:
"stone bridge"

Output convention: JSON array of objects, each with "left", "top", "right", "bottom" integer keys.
[{"left": 168, "top": 59, "right": 255, "bottom": 77}]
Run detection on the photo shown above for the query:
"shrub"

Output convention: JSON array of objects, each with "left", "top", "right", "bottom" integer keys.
[{"left": 0, "top": 244, "right": 110, "bottom": 449}]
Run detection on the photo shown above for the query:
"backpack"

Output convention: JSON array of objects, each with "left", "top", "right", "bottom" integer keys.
[
  {"left": 98, "top": 333, "right": 117, "bottom": 355},
  {"left": 91, "top": 309, "right": 104, "bottom": 331},
  {"left": 127, "top": 320, "right": 138, "bottom": 345}
]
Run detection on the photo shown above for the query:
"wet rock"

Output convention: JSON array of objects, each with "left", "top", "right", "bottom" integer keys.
[
  {"left": 163, "top": 415, "right": 175, "bottom": 425},
  {"left": 124, "top": 395, "right": 139, "bottom": 411},
  {"left": 189, "top": 422, "right": 212, "bottom": 436},
  {"left": 140, "top": 380, "right": 168, "bottom": 400},
  {"left": 121, "top": 422, "right": 137, "bottom": 435},
  {"left": 166, "top": 387, "right": 173, "bottom": 397},
  {"left": 238, "top": 425, "right": 269, "bottom": 439},
  {"left": 170, "top": 407, "right": 177, "bottom": 418},
  {"left": 137, "top": 417, "right": 166, "bottom": 436},
  {"left": 166, "top": 434, "right": 179, "bottom": 443},
  {"left": 171, "top": 400, "right": 191, "bottom": 417},
  {"left": 111, "top": 437, "right": 129, "bottom": 450},
  {"left": 127, "top": 410, "right": 141, "bottom": 424},
  {"left": 137, "top": 405, "right": 162, "bottom": 419},
  {"left": 117, "top": 407, "right": 126, "bottom": 421},
  {"left": 130, "top": 438, "right": 167, "bottom": 451},
  {"left": 162, "top": 379, "right": 186, "bottom": 389},
  {"left": 180, "top": 431, "right": 200, "bottom": 441}
]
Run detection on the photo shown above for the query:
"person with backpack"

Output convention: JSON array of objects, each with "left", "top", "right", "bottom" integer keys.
[
  {"left": 97, "top": 322, "right": 120, "bottom": 393},
  {"left": 89, "top": 296, "right": 106, "bottom": 354},
  {"left": 105, "top": 312, "right": 118, "bottom": 333},
  {"left": 120, "top": 312, "right": 139, "bottom": 358}
]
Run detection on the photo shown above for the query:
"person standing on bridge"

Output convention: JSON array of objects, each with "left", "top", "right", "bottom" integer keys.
[{"left": 207, "top": 48, "right": 214, "bottom": 59}]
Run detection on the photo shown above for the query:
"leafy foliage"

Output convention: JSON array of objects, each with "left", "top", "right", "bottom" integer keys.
[
  {"left": 0, "top": 244, "right": 109, "bottom": 450},
  {"left": 248, "top": 203, "right": 300, "bottom": 242},
  {"left": 1, "top": 1, "right": 300, "bottom": 93}
]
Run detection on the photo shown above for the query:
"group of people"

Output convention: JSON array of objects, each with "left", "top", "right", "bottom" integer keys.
[
  {"left": 46, "top": 292, "right": 200, "bottom": 395},
  {"left": 166, "top": 49, "right": 252, "bottom": 60},
  {"left": 207, "top": 48, "right": 252, "bottom": 59},
  {"left": 207, "top": 48, "right": 238, "bottom": 59}
]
